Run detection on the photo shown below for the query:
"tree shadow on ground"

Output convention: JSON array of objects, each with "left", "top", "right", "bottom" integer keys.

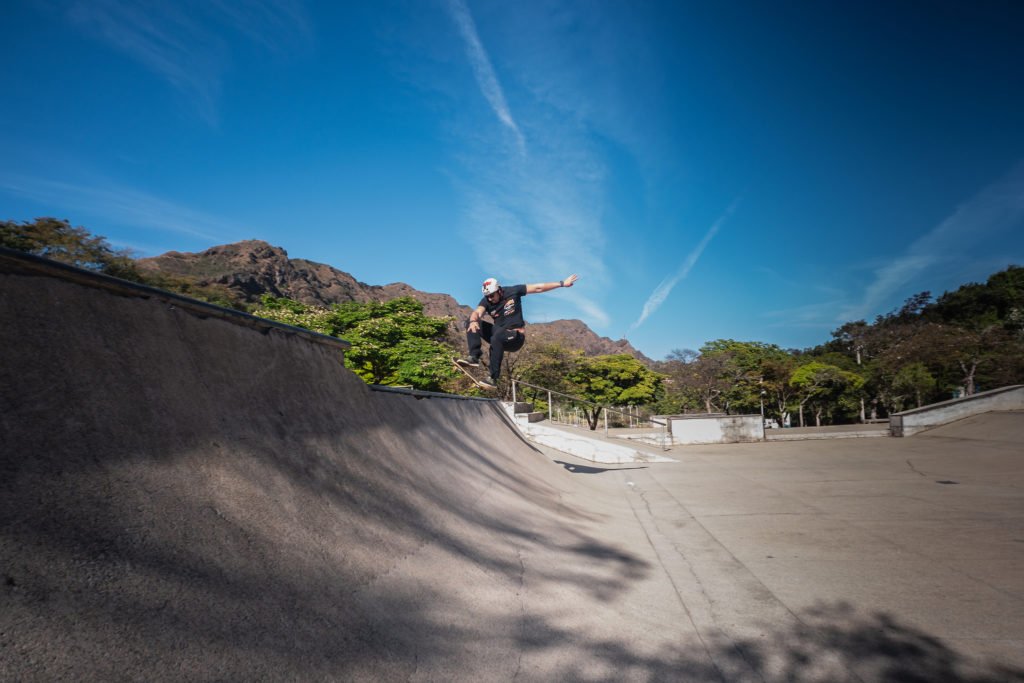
[
  {"left": 515, "top": 601, "right": 1024, "bottom": 682},
  {"left": 1, "top": 268, "right": 656, "bottom": 678},
  {"left": 3, "top": 261, "right": 1022, "bottom": 681}
]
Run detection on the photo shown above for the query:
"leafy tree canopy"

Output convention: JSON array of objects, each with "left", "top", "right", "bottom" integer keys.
[
  {"left": 700, "top": 339, "right": 789, "bottom": 367},
  {"left": 569, "top": 354, "right": 663, "bottom": 405},
  {"left": 2, "top": 217, "right": 250, "bottom": 307},
  {"left": 1, "top": 217, "right": 142, "bottom": 281},
  {"left": 928, "top": 265, "right": 1024, "bottom": 330},
  {"left": 566, "top": 354, "right": 664, "bottom": 429},
  {"left": 791, "top": 361, "right": 864, "bottom": 394},
  {"left": 892, "top": 362, "right": 936, "bottom": 410},
  {"left": 254, "top": 295, "right": 456, "bottom": 390},
  {"left": 790, "top": 361, "right": 865, "bottom": 426},
  {"left": 512, "top": 342, "right": 583, "bottom": 397},
  {"left": 7, "top": 216, "right": 1022, "bottom": 412}
]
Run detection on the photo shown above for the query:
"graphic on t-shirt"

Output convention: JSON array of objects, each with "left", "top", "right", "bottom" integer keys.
[{"left": 478, "top": 284, "right": 527, "bottom": 328}]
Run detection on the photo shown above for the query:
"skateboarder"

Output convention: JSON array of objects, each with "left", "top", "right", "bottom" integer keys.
[{"left": 456, "top": 274, "right": 579, "bottom": 389}]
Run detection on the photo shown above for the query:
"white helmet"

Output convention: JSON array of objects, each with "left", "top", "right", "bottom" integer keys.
[{"left": 482, "top": 277, "right": 501, "bottom": 295}]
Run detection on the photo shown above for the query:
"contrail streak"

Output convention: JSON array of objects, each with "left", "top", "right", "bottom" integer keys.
[
  {"left": 630, "top": 201, "right": 738, "bottom": 332},
  {"left": 446, "top": 0, "right": 526, "bottom": 153}
]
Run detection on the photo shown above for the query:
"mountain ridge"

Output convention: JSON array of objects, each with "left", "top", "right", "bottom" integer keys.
[{"left": 137, "top": 240, "right": 650, "bottom": 362}]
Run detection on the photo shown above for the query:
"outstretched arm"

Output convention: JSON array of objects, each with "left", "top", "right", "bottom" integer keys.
[{"left": 526, "top": 274, "right": 579, "bottom": 294}]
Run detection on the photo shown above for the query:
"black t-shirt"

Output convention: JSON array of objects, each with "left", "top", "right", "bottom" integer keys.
[{"left": 478, "top": 284, "right": 528, "bottom": 329}]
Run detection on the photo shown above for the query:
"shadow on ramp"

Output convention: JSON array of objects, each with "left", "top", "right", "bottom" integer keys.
[
  {"left": 0, "top": 252, "right": 650, "bottom": 680},
  {"left": 2, "top": 251, "right": 1022, "bottom": 681}
]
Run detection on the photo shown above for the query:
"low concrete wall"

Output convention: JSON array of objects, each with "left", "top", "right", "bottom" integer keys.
[
  {"left": 518, "top": 422, "right": 676, "bottom": 463},
  {"left": 503, "top": 404, "right": 675, "bottom": 463},
  {"left": 891, "top": 385, "right": 1024, "bottom": 436},
  {"left": 667, "top": 414, "right": 765, "bottom": 445}
]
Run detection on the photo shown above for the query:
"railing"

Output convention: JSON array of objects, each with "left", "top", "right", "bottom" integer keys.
[{"left": 511, "top": 378, "right": 671, "bottom": 450}]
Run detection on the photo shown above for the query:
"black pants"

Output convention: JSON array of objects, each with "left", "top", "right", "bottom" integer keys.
[{"left": 466, "top": 319, "right": 525, "bottom": 379}]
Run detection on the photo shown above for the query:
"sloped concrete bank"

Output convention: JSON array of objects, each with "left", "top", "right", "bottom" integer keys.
[
  {"left": 3, "top": 250, "right": 1023, "bottom": 682},
  {"left": 892, "top": 385, "right": 1024, "bottom": 436},
  {"left": 0, "top": 252, "right": 673, "bottom": 680}
]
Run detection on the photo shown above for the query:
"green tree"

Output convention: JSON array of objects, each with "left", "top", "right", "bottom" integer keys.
[
  {"left": 829, "top": 320, "right": 873, "bottom": 421},
  {"left": 653, "top": 349, "right": 705, "bottom": 415},
  {"left": 1, "top": 217, "right": 142, "bottom": 281},
  {"left": 1007, "top": 307, "right": 1024, "bottom": 340},
  {"left": 929, "top": 265, "right": 1024, "bottom": 330},
  {"left": 254, "top": 296, "right": 345, "bottom": 336},
  {"left": 832, "top": 320, "right": 870, "bottom": 365},
  {"left": 391, "top": 337, "right": 461, "bottom": 391},
  {"left": 567, "top": 354, "right": 664, "bottom": 430},
  {"left": 663, "top": 349, "right": 732, "bottom": 413},
  {"left": 690, "top": 340, "right": 795, "bottom": 417},
  {"left": 2, "top": 217, "right": 250, "bottom": 308},
  {"left": 892, "top": 363, "right": 936, "bottom": 409},
  {"left": 762, "top": 355, "right": 800, "bottom": 424},
  {"left": 790, "top": 361, "right": 865, "bottom": 427},
  {"left": 254, "top": 295, "right": 457, "bottom": 390},
  {"left": 508, "top": 342, "right": 583, "bottom": 409},
  {"left": 698, "top": 340, "right": 759, "bottom": 413}
]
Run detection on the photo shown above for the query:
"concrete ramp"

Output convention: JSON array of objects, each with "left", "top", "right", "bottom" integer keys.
[
  {"left": 914, "top": 410, "right": 1024, "bottom": 444},
  {"left": 4, "top": 250, "right": 1023, "bottom": 682},
  {"left": 891, "top": 385, "right": 1024, "bottom": 436},
  {"left": 0, "top": 252, "right": 670, "bottom": 680}
]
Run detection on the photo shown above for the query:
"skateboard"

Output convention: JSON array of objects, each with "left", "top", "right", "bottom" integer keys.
[{"left": 452, "top": 358, "right": 496, "bottom": 390}]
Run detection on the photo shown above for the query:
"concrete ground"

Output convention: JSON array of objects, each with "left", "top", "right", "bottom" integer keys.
[
  {"left": 554, "top": 411, "right": 1024, "bottom": 681},
  {"left": 547, "top": 420, "right": 892, "bottom": 447},
  {"left": 2, "top": 252, "right": 1023, "bottom": 681}
]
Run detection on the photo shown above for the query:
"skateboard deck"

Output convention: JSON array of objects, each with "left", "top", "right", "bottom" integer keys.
[{"left": 452, "top": 358, "right": 495, "bottom": 390}]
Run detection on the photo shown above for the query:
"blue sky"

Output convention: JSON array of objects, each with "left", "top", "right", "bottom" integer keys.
[{"left": 3, "top": 0, "right": 1023, "bottom": 360}]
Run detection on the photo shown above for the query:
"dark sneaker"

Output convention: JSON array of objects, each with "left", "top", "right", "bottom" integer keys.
[
  {"left": 478, "top": 376, "right": 498, "bottom": 390},
  {"left": 456, "top": 356, "right": 481, "bottom": 368}
]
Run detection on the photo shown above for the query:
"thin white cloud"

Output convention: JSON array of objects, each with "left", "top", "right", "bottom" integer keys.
[
  {"left": 840, "top": 161, "right": 1024, "bottom": 321},
  {"left": 204, "top": 0, "right": 312, "bottom": 52},
  {"left": 761, "top": 299, "right": 847, "bottom": 330},
  {"left": 457, "top": 144, "right": 612, "bottom": 327},
  {"left": 445, "top": 0, "right": 526, "bottom": 154},
  {"left": 62, "top": 0, "right": 311, "bottom": 125},
  {"left": 0, "top": 173, "right": 238, "bottom": 245},
  {"left": 630, "top": 200, "right": 739, "bottom": 332},
  {"left": 423, "top": 4, "right": 626, "bottom": 331},
  {"left": 573, "top": 296, "right": 611, "bottom": 327}
]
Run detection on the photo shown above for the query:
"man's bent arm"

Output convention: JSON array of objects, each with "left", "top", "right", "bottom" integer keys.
[
  {"left": 468, "top": 305, "right": 486, "bottom": 332},
  {"left": 526, "top": 274, "right": 579, "bottom": 294}
]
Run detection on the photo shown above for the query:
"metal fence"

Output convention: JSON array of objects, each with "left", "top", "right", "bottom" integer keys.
[{"left": 511, "top": 378, "right": 671, "bottom": 450}]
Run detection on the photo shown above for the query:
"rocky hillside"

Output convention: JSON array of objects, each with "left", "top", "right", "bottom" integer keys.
[
  {"left": 138, "top": 240, "right": 649, "bottom": 361},
  {"left": 138, "top": 240, "right": 468, "bottom": 320},
  {"left": 529, "top": 319, "right": 651, "bottom": 362}
]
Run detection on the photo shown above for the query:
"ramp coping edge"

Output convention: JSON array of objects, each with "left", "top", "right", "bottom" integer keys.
[{"left": 0, "top": 247, "right": 351, "bottom": 353}]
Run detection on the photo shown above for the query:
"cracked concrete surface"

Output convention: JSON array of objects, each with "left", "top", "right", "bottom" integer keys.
[{"left": 2, "top": 254, "right": 1023, "bottom": 681}]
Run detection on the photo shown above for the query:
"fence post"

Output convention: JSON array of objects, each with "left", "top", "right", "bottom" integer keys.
[
  {"left": 548, "top": 390, "right": 553, "bottom": 422},
  {"left": 512, "top": 380, "right": 517, "bottom": 404},
  {"left": 604, "top": 409, "right": 608, "bottom": 437}
]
